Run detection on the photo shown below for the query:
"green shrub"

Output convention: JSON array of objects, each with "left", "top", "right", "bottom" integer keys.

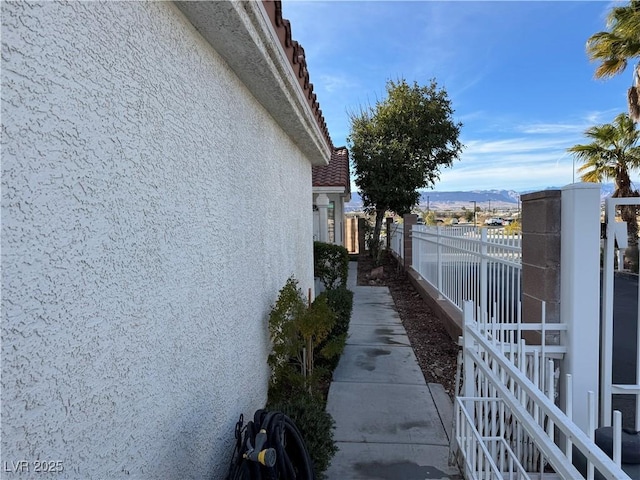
[
  {"left": 267, "top": 392, "right": 338, "bottom": 480},
  {"left": 268, "top": 277, "right": 336, "bottom": 397},
  {"left": 324, "top": 287, "right": 353, "bottom": 336},
  {"left": 266, "top": 278, "right": 351, "bottom": 479},
  {"left": 314, "top": 241, "right": 349, "bottom": 290},
  {"left": 504, "top": 220, "right": 521, "bottom": 235},
  {"left": 316, "top": 287, "right": 353, "bottom": 372}
]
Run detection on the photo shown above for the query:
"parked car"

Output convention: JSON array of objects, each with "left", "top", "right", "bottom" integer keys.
[{"left": 484, "top": 218, "right": 504, "bottom": 226}]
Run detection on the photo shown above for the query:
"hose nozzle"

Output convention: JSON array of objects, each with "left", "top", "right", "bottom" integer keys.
[{"left": 243, "top": 429, "right": 276, "bottom": 467}]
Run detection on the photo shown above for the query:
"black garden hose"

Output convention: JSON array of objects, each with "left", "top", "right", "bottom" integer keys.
[{"left": 226, "top": 410, "right": 315, "bottom": 480}]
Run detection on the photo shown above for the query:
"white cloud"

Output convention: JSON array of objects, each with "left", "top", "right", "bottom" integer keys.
[
  {"left": 284, "top": 2, "right": 630, "bottom": 193},
  {"left": 436, "top": 159, "right": 574, "bottom": 191},
  {"left": 319, "top": 74, "right": 357, "bottom": 93},
  {"left": 584, "top": 108, "right": 623, "bottom": 125},
  {"left": 515, "top": 123, "right": 588, "bottom": 135},
  {"left": 463, "top": 136, "right": 575, "bottom": 155},
  {"left": 439, "top": 127, "right": 583, "bottom": 190},
  {"left": 457, "top": 111, "right": 485, "bottom": 122}
]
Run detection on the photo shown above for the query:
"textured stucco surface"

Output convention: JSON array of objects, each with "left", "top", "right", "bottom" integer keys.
[{"left": 1, "top": 2, "right": 314, "bottom": 478}]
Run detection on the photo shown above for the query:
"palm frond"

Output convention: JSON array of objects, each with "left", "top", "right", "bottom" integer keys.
[
  {"left": 579, "top": 169, "right": 606, "bottom": 183},
  {"left": 595, "top": 58, "right": 628, "bottom": 78},
  {"left": 569, "top": 112, "right": 640, "bottom": 190},
  {"left": 587, "top": 2, "right": 640, "bottom": 79}
]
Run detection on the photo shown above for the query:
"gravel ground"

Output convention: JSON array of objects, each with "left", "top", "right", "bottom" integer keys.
[{"left": 356, "top": 252, "right": 460, "bottom": 399}]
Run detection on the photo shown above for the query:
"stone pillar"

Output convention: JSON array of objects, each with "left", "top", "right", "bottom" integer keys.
[
  {"left": 560, "top": 183, "right": 601, "bottom": 433},
  {"left": 521, "top": 190, "right": 561, "bottom": 326},
  {"left": 358, "top": 217, "right": 367, "bottom": 255},
  {"left": 315, "top": 193, "right": 329, "bottom": 243},
  {"left": 386, "top": 217, "right": 393, "bottom": 249},
  {"left": 403, "top": 214, "right": 417, "bottom": 270}
]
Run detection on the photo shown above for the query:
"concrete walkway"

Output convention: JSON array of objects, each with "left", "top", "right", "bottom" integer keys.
[{"left": 324, "top": 263, "right": 462, "bottom": 480}]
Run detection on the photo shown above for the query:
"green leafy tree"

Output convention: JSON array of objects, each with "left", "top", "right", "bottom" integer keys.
[
  {"left": 587, "top": 0, "right": 640, "bottom": 120},
  {"left": 348, "top": 79, "right": 463, "bottom": 260},
  {"left": 568, "top": 113, "right": 640, "bottom": 269}
]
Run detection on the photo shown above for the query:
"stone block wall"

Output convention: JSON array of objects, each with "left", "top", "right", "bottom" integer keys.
[{"left": 521, "top": 190, "right": 562, "bottom": 331}]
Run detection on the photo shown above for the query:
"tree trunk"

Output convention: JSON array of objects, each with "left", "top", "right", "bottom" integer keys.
[
  {"left": 620, "top": 205, "right": 639, "bottom": 272},
  {"left": 629, "top": 65, "right": 640, "bottom": 122},
  {"left": 370, "top": 207, "right": 385, "bottom": 265},
  {"left": 614, "top": 168, "right": 639, "bottom": 272}
]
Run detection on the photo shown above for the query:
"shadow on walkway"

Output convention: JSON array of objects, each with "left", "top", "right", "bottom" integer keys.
[{"left": 324, "top": 263, "right": 462, "bottom": 479}]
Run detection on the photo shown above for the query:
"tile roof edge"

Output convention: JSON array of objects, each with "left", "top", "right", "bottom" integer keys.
[
  {"left": 262, "top": 0, "right": 333, "bottom": 153},
  {"left": 312, "top": 146, "right": 351, "bottom": 192},
  {"left": 175, "top": 1, "right": 331, "bottom": 165}
]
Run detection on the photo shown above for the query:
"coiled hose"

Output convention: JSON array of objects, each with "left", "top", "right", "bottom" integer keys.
[{"left": 226, "top": 409, "right": 315, "bottom": 480}]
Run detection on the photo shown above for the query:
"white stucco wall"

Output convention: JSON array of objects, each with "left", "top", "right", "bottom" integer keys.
[{"left": 1, "top": 2, "right": 315, "bottom": 478}]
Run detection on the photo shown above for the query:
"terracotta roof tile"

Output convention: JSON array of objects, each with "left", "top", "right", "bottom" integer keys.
[
  {"left": 313, "top": 147, "right": 350, "bottom": 193},
  {"left": 262, "top": 0, "right": 333, "bottom": 154}
]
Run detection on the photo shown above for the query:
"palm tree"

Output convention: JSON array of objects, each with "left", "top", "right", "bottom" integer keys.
[
  {"left": 568, "top": 113, "right": 640, "bottom": 269},
  {"left": 587, "top": 0, "right": 640, "bottom": 120}
]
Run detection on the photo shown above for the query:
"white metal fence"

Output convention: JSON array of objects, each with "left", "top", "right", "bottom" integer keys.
[
  {"left": 411, "top": 226, "right": 522, "bottom": 324},
  {"left": 457, "top": 301, "right": 630, "bottom": 480},
  {"left": 388, "top": 203, "right": 636, "bottom": 478}
]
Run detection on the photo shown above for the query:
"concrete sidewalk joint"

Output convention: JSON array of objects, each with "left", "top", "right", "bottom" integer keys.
[{"left": 324, "top": 262, "right": 462, "bottom": 479}]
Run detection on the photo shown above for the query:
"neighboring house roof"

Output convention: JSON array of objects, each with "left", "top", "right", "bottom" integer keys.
[
  {"left": 312, "top": 147, "right": 351, "bottom": 195},
  {"left": 262, "top": 0, "right": 333, "bottom": 153}
]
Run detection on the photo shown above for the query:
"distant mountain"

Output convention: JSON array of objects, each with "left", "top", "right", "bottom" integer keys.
[
  {"left": 346, "top": 189, "right": 520, "bottom": 212},
  {"left": 345, "top": 184, "right": 619, "bottom": 212},
  {"left": 600, "top": 184, "right": 615, "bottom": 199},
  {"left": 418, "top": 189, "right": 520, "bottom": 204}
]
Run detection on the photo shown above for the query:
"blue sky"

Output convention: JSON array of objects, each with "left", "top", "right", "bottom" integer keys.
[{"left": 282, "top": 1, "right": 635, "bottom": 192}]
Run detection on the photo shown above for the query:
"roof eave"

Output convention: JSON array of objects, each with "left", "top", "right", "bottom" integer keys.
[
  {"left": 175, "top": 1, "right": 331, "bottom": 166},
  {"left": 313, "top": 185, "right": 350, "bottom": 201}
]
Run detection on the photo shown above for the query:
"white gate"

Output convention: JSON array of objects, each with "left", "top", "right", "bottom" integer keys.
[
  {"left": 601, "top": 197, "right": 640, "bottom": 429},
  {"left": 457, "top": 301, "right": 631, "bottom": 479}
]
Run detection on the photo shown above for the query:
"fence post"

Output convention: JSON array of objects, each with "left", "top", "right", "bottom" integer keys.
[
  {"left": 403, "top": 214, "right": 417, "bottom": 271},
  {"left": 521, "top": 190, "right": 562, "bottom": 327},
  {"left": 345, "top": 215, "right": 358, "bottom": 254},
  {"left": 463, "top": 300, "right": 475, "bottom": 398},
  {"left": 412, "top": 225, "right": 419, "bottom": 272},
  {"left": 560, "top": 183, "right": 601, "bottom": 433},
  {"left": 437, "top": 225, "right": 444, "bottom": 300},
  {"left": 480, "top": 229, "right": 488, "bottom": 321}
]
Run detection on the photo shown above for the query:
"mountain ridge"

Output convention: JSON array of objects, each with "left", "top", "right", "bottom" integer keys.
[{"left": 345, "top": 184, "right": 617, "bottom": 212}]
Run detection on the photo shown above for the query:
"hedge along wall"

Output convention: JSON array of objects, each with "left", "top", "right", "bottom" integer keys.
[{"left": 1, "top": 2, "right": 316, "bottom": 478}]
